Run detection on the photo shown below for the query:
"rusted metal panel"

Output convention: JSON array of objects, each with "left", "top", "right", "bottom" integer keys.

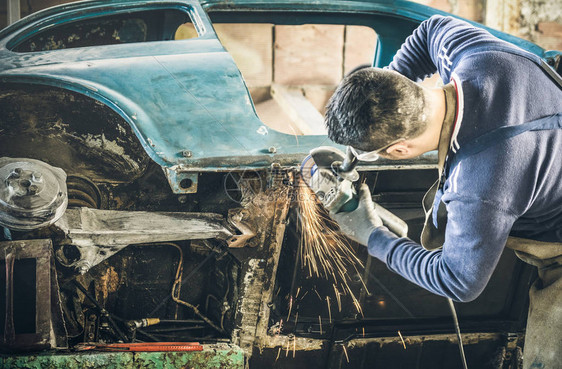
[
  {"left": 0, "top": 239, "right": 67, "bottom": 351},
  {"left": 231, "top": 175, "right": 292, "bottom": 355}
]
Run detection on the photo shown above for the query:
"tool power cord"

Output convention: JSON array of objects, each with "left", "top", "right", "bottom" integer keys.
[{"left": 448, "top": 298, "right": 469, "bottom": 369}]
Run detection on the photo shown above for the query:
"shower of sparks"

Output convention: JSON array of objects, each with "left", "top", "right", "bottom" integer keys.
[{"left": 296, "top": 176, "right": 368, "bottom": 315}]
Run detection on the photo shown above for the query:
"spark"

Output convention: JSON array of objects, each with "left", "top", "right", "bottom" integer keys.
[
  {"left": 287, "top": 296, "right": 293, "bottom": 321},
  {"left": 342, "top": 345, "right": 350, "bottom": 363},
  {"left": 314, "top": 288, "right": 322, "bottom": 301},
  {"left": 285, "top": 340, "right": 290, "bottom": 357},
  {"left": 275, "top": 347, "right": 281, "bottom": 362},
  {"left": 333, "top": 285, "right": 342, "bottom": 312},
  {"left": 398, "top": 330, "right": 407, "bottom": 350},
  {"left": 293, "top": 338, "right": 296, "bottom": 358},
  {"left": 362, "top": 327, "right": 365, "bottom": 338},
  {"left": 319, "top": 315, "right": 323, "bottom": 335},
  {"left": 296, "top": 287, "right": 301, "bottom": 298},
  {"left": 327, "top": 296, "right": 332, "bottom": 324}
]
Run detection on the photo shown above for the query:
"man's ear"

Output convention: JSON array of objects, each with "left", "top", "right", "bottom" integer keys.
[{"left": 385, "top": 142, "right": 411, "bottom": 159}]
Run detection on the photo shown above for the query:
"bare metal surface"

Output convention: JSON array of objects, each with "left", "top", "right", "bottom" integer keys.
[
  {"left": 0, "top": 157, "right": 68, "bottom": 231},
  {"left": 227, "top": 209, "right": 256, "bottom": 248},
  {"left": 54, "top": 208, "right": 245, "bottom": 273}
]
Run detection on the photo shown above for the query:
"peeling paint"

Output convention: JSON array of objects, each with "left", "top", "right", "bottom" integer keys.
[{"left": 82, "top": 133, "right": 141, "bottom": 171}]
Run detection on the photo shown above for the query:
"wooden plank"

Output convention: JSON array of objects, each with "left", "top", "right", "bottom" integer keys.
[
  {"left": 344, "top": 25, "right": 377, "bottom": 75},
  {"left": 7, "top": 0, "right": 19, "bottom": 25},
  {"left": 270, "top": 83, "right": 327, "bottom": 135},
  {"left": 274, "top": 24, "right": 344, "bottom": 85}
]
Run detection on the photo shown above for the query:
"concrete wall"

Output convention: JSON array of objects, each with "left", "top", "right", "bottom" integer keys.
[
  {"left": 412, "top": 0, "right": 561, "bottom": 51},
  {"left": 485, "top": 0, "right": 562, "bottom": 51}
]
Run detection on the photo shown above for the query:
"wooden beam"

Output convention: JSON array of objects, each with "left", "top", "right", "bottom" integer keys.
[
  {"left": 270, "top": 83, "right": 327, "bottom": 135},
  {"left": 7, "top": 0, "right": 19, "bottom": 25}
]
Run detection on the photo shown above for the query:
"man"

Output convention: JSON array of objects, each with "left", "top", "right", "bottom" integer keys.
[{"left": 324, "top": 15, "right": 562, "bottom": 369}]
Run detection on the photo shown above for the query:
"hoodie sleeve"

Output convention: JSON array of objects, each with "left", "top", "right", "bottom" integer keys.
[
  {"left": 388, "top": 15, "right": 507, "bottom": 83},
  {"left": 368, "top": 195, "right": 517, "bottom": 302}
]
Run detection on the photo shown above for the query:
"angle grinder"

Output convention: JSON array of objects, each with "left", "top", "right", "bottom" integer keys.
[{"left": 300, "top": 146, "right": 408, "bottom": 237}]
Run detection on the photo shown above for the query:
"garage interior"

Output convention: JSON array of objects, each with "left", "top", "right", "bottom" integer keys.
[{"left": 0, "top": 1, "right": 560, "bottom": 369}]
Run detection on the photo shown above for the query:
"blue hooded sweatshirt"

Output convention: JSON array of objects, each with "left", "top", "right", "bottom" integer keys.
[{"left": 368, "top": 15, "right": 562, "bottom": 302}]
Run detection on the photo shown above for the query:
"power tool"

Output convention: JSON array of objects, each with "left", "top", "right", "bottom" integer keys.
[{"left": 300, "top": 146, "right": 408, "bottom": 237}]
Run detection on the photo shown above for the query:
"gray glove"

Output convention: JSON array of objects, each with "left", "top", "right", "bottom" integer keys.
[{"left": 330, "top": 184, "right": 383, "bottom": 245}]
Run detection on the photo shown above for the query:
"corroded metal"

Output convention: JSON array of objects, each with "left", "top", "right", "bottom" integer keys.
[
  {"left": 231, "top": 172, "right": 293, "bottom": 355},
  {"left": 0, "top": 239, "right": 67, "bottom": 351},
  {"left": 54, "top": 208, "right": 247, "bottom": 273}
]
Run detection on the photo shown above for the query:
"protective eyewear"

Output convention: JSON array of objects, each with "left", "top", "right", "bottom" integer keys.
[{"left": 349, "top": 138, "right": 406, "bottom": 161}]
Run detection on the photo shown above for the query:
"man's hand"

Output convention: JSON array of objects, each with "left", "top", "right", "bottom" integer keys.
[{"left": 330, "top": 184, "right": 383, "bottom": 245}]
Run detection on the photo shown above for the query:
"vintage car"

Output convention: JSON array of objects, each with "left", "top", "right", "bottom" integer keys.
[{"left": 0, "top": 0, "right": 560, "bottom": 368}]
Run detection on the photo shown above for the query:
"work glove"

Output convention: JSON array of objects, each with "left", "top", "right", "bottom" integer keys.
[{"left": 330, "top": 184, "right": 383, "bottom": 246}]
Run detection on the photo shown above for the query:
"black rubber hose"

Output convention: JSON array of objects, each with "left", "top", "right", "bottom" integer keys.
[
  {"left": 72, "top": 280, "right": 129, "bottom": 342},
  {"left": 448, "top": 298, "right": 468, "bottom": 369}
]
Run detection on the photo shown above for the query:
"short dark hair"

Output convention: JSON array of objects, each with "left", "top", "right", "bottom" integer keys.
[{"left": 325, "top": 67, "right": 429, "bottom": 151}]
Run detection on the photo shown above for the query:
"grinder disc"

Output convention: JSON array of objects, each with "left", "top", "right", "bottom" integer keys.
[{"left": 299, "top": 154, "right": 317, "bottom": 185}]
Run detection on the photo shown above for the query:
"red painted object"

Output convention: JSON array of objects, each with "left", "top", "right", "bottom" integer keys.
[{"left": 77, "top": 342, "right": 203, "bottom": 352}]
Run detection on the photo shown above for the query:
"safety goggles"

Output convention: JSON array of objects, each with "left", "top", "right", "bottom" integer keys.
[{"left": 349, "top": 138, "right": 406, "bottom": 161}]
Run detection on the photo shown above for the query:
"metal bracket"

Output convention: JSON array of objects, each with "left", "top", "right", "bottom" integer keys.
[
  {"left": 226, "top": 209, "right": 256, "bottom": 248},
  {"left": 0, "top": 239, "right": 67, "bottom": 350},
  {"left": 54, "top": 207, "right": 257, "bottom": 273},
  {"left": 163, "top": 167, "right": 198, "bottom": 194}
]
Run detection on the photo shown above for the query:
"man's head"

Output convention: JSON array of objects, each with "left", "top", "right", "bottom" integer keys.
[{"left": 325, "top": 67, "right": 434, "bottom": 159}]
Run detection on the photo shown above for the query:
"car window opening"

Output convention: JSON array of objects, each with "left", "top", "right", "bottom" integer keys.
[
  {"left": 214, "top": 23, "right": 377, "bottom": 136},
  {"left": 13, "top": 9, "right": 198, "bottom": 52}
]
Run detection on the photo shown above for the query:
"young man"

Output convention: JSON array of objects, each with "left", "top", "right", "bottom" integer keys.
[{"left": 325, "top": 15, "right": 562, "bottom": 369}]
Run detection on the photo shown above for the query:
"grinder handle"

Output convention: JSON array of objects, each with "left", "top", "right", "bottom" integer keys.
[{"left": 374, "top": 203, "right": 409, "bottom": 237}]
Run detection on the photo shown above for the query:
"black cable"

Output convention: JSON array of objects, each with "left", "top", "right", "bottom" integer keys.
[
  {"left": 448, "top": 298, "right": 468, "bottom": 369},
  {"left": 136, "top": 328, "right": 160, "bottom": 342},
  {"left": 72, "top": 280, "right": 129, "bottom": 342}
]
